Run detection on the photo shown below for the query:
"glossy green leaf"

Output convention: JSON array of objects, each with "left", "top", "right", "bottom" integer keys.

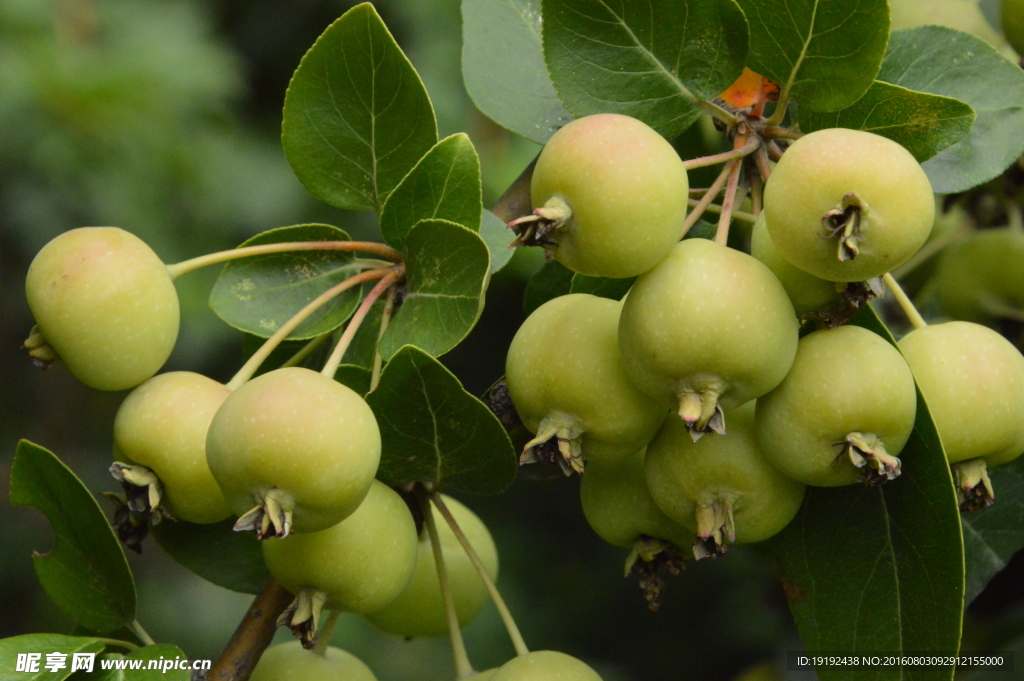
[
  {"left": 150, "top": 519, "right": 269, "bottom": 595},
  {"left": 543, "top": 0, "right": 748, "bottom": 138},
  {"left": 378, "top": 219, "right": 490, "bottom": 360},
  {"left": 333, "top": 364, "right": 373, "bottom": 396},
  {"left": 522, "top": 260, "right": 573, "bottom": 315},
  {"left": 878, "top": 26, "right": 1024, "bottom": 194},
  {"left": 210, "top": 225, "right": 366, "bottom": 340},
  {"left": 9, "top": 441, "right": 136, "bottom": 633},
  {"left": 80, "top": 645, "right": 191, "bottom": 681},
  {"left": 282, "top": 2, "right": 437, "bottom": 212},
  {"left": 961, "top": 456, "right": 1024, "bottom": 604},
  {"left": 772, "top": 307, "right": 964, "bottom": 680},
  {"left": 367, "top": 346, "right": 518, "bottom": 494},
  {"left": 569, "top": 274, "right": 635, "bottom": 301},
  {"left": 800, "top": 81, "right": 975, "bottom": 162},
  {"left": 379, "top": 134, "right": 482, "bottom": 249},
  {"left": 738, "top": 0, "right": 889, "bottom": 112},
  {"left": 0, "top": 634, "right": 106, "bottom": 681},
  {"left": 462, "top": 0, "right": 573, "bottom": 144},
  {"left": 480, "top": 211, "right": 516, "bottom": 274}
]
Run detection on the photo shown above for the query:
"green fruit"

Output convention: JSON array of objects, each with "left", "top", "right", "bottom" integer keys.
[
  {"left": 506, "top": 294, "right": 667, "bottom": 472},
  {"left": 366, "top": 496, "right": 498, "bottom": 638},
  {"left": 516, "top": 113, "right": 688, "bottom": 278},
  {"left": 618, "top": 238, "right": 799, "bottom": 439},
  {"left": 1005, "top": 0, "right": 1024, "bottom": 54},
  {"left": 263, "top": 481, "right": 418, "bottom": 617},
  {"left": 934, "top": 228, "right": 1024, "bottom": 323},
  {"left": 206, "top": 367, "right": 380, "bottom": 537},
  {"left": 645, "top": 403, "right": 805, "bottom": 557},
  {"left": 491, "top": 651, "right": 602, "bottom": 681},
  {"left": 25, "top": 227, "right": 179, "bottom": 390},
  {"left": 755, "top": 326, "right": 917, "bottom": 486},
  {"left": 112, "top": 372, "right": 232, "bottom": 523},
  {"left": 250, "top": 641, "right": 377, "bottom": 681},
  {"left": 763, "top": 128, "right": 934, "bottom": 282},
  {"left": 750, "top": 214, "right": 840, "bottom": 316}
]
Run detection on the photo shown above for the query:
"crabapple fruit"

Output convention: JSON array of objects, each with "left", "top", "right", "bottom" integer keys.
[
  {"left": 250, "top": 641, "right": 377, "bottom": 681},
  {"left": 934, "top": 228, "right": 1024, "bottom": 323},
  {"left": 491, "top": 651, "right": 602, "bottom": 681},
  {"left": 750, "top": 214, "right": 840, "bottom": 316}
]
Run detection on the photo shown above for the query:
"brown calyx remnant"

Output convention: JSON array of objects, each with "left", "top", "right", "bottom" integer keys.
[
  {"left": 822, "top": 193, "right": 867, "bottom": 262},
  {"left": 625, "top": 536, "right": 686, "bottom": 612},
  {"left": 276, "top": 588, "right": 328, "bottom": 650},
  {"left": 692, "top": 498, "right": 736, "bottom": 560},
  {"left": 801, "top": 277, "right": 883, "bottom": 329},
  {"left": 836, "top": 432, "right": 902, "bottom": 486},
  {"left": 677, "top": 384, "right": 727, "bottom": 443},
  {"left": 23, "top": 325, "right": 59, "bottom": 368},
  {"left": 507, "top": 197, "right": 571, "bottom": 252},
  {"left": 234, "top": 488, "right": 294, "bottom": 540},
  {"left": 107, "top": 462, "right": 173, "bottom": 552},
  {"left": 954, "top": 458, "right": 995, "bottom": 512},
  {"left": 519, "top": 413, "right": 585, "bottom": 475}
]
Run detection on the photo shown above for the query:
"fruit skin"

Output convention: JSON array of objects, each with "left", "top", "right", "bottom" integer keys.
[
  {"left": 366, "top": 496, "right": 498, "bottom": 638},
  {"left": 763, "top": 128, "right": 934, "bottom": 282},
  {"left": 113, "top": 372, "right": 232, "bottom": 523},
  {"left": 506, "top": 294, "right": 667, "bottom": 466},
  {"left": 25, "top": 227, "right": 179, "bottom": 390},
  {"left": 529, "top": 113, "right": 688, "bottom": 278},
  {"left": 750, "top": 214, "right": 840, "bottom": 316},
  {"left": 645, "top": 403, "right": 806, "bottom": 544},
  {"left": 250, "top": 641, "right": 377, "bottom": 681},
  {"left": 934, "top": 228, "right": 1024, "bottom": 323},
  {"left": 262, "top": 481, "right": 418, "bottom": 615},
  {"left": 618, "top": 238, "right": 798, "bottom": 428},
  {"left": 1005, "top": 0, "right": 1024, "bottom": 54},
  {"left": 898, "top": 321, "right": 1024, "bottom": 468},
  {"left": 755, "top": 326, "right": 917, "bottom": 487},
  {"left": 491, "top": 651, "right": 602, "bottom": 681},
  {"left": 579, "top": 449, "right": 691, "bottom": 550},
  {"left": 206, "top": 366, "right": 381, "bottom": 534}
]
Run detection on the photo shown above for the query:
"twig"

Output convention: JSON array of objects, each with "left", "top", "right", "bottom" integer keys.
[
  {"left": 681, "top": 161, "right": 734, "bottom": 238},
  {"left": 207, "top": 580, "right": 293, "bottom": 681},
  {"left": 167, "top": 242, "right": 402, "bottom": 280},
  {"left": 883, "top": 273, "right": 928, "bottom": 330}
]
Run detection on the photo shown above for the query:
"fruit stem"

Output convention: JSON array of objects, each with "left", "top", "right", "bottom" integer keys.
[
  {"left": 165, "top": 241, "right": 403, "bottom": 280},
  {"left": 753, "top": 145, "right": 772, "bottom": 182},
  {"left": 681, "top": 160, "right": 734, "bottom": 238},
  {"left": 280, "top": 333, "right": 332, "bottom": 369},
  {"left": 882, "top": 273, "right": 928, "bottom": 330},
  {"left": 98, "top": 639, "right": 140, "bottom": 652},
  {"left": 417, "top": 488, "right": 475, "bottom": 679},
  {"left": 370, "top": 287, "right": 397, "bottom": 392},
  {"left": 312, "top": 611, "right": 341, "bottom": 657},
  {"left": 321, "top": 268, "right": 403, "bottom": 379},
  {"left": 1007, "top": 199, "right": 1024, "bottom": 233},
  {"left": 764, "top": 90, "right": 791, "bottom": 127},
  {"left": 431, "top": 492, "right": 531, "bottom": 658},
  {"left": 749, "top": 169, "right": 764, "bottom": 215},
  {"left": 715, "top": 157, "right": 744, "bottom": 246},
  {"left": 129, "top": 619, "right": 156, "bottom": 646},
  {"left": 681, "top": 138, "right": 760, "bottom": 170},
  {"left": 224, "top": 268, "right": 393, "bottom": 391},
  {"left": 208, "top": 579, "right": 294, "bottom": 681},
  {"left": 686, "top": 200, "right": 757, "bottom": 223},
  {"left": 762, "top": 126, "right": 803, "bottom": 141}
]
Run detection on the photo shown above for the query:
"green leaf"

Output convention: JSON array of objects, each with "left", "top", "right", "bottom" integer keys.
[
  {"left": 366, "top": 346, "right": 518, "bottom": 494},
  {"left": 150, "top": 519, "right": 269, "bottom": 595},
  {"left": 772, "top": 307, "right": 964, "bottom": 680},
  {"left": 210, "top": 225, "right": 365, "bottom": 340},
  {"left": 339, "top": 299, "right": 386, "bottom": 369},
  {"left": 379, "top": 134, "right": 483, "bottom": 250},
  {"left": 378, "top": 219, "right": 491, "bottom": 360},
  {"left": 800, "top": 81, "right": 975, "bottom": 162},
  {"left": 0, "top": 634, "right": 105, "bottom": 681},
  {"left": 282, "top": 2, "right": 438, "bottom": 212},
  {"left": 462, "top": 0, "right": 573, "bottom": 144},
  {"left": 738, "top": 0, "right": 890, "bottom": 112},
  {"left": 878, "top": 26, "right": 1024, "bottom": 194},
  {"left": 9, "top": 441, "right": 136, "bottom": 633},
  {"left": 522, "top": 260, "right": 573, "bottom": 315},
  {"left": 480, "top": 211, "right": 516, "bottom": 274},
  {"left": 333, "top": 364, "right": 373, "bottom": 396},
  {"left": 543, "top": 0, "right": 749, "bottom": 138},
  {"left": 569, "top": 274, "right": 635, "bottom": 301},
  {"left": 961, "top": 456, "right": 1024, "bottom": 604},
  {"left": 79, "top": 645, "right": 191, "bottom": 681}
]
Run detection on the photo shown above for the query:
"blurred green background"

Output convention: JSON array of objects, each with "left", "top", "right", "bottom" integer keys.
[{"left": 1, "top": 2, "right": 1022, "bottom": 680}]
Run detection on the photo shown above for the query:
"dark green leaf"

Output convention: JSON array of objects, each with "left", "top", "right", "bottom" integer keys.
[
  {"left": 282, "top": 2, "right": 437, "bottom": 212},
  {"left": 462, "top": 0, "right": 573, "bottom": 144},
  {"left": 150, "top": 519, "right": 269, "bottom": 595},
  {"left": 878, "top": 26, "right": 1024, "bottom": 193},
  {"left": 210, "top": 225, "right": 365, "bottom": 340},
  {"left": 77, "top": 645, "right": 191, "bottom": 681},
  {"left": 961, "top": 630, "right": 1024, "bottom": 681},
  {"left": 961, "top": 456, "right": 1024, "bottom": 604},
  {"left": 772, "top": 307, "right": 964, "bottom": 679},
  {"left": 738, "top": 0, "right": 889, "bottom": 112},
  {"left": 543, "top": 0, "right": 748, "bottom": 138},
  {"left": 569, "top": 274, "right": 635, "bottom": 301},
  {"left": 0, "top": 634, "right": 105, "bottom": 681},
  {"left": 367, "top": 346, "right": 517, "bottom": 494},
  {"left": 522, "top": 260, "right": 573, "bottom": 315},
  {"left": 379, "top": 134, "right": 483, "bottom": 249},
  {"left": 333, "top": 364, "right": 373, "bottom": 396},
  {"left": 378, "top": 219, "right": 490, "bottom": 360},
  {"left": 339, "top": 299, "right": 386, "bottom": 369},
  {"left": 480, "top": 211, "right": 516, "bottom": 274},
  {"left": 684, "top": 218, "right": 718, "bottom": 241},
  {"left": 800, "top": 81, "right": 975, "bottom": 162},
  {"left": 9, "top": 441, "right": 136, "bottom": 633}
]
